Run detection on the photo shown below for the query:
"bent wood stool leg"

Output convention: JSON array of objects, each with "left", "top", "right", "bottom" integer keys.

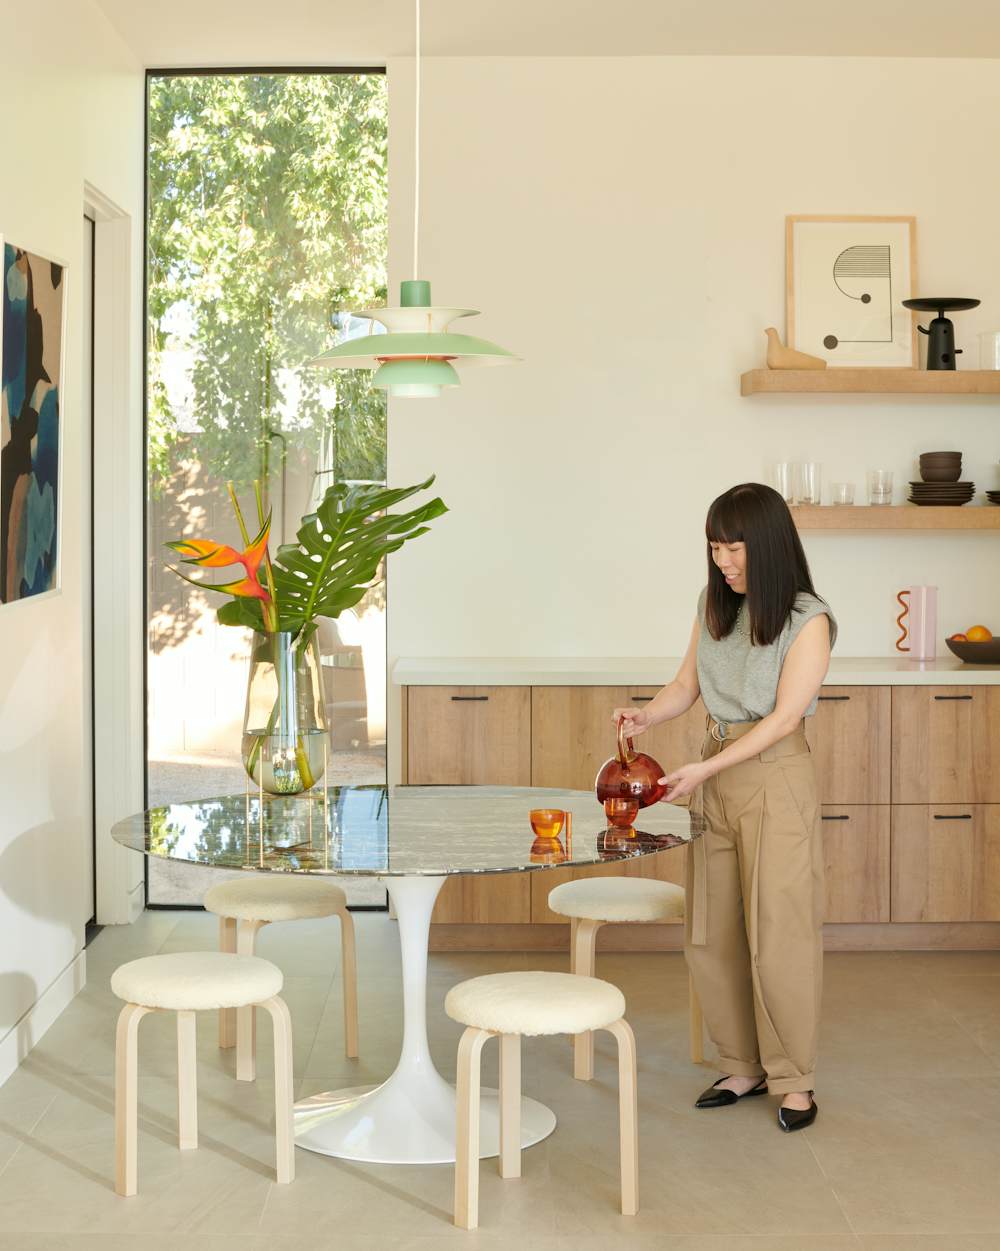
[
  {"left": 454, "top": 1026, "right": 491, "bottom": 1230},
  {"left": 338, "top": 905, "right": 359, "bottom": 1059},
  {"left": 498, "top": 1032, "right": 521, "bottom": 1180},
  {"left": 218, "top": 916, "right": 238, "bottom": 1049},
  {"left": 236, "top": 918, "right": 268, "bottom": 1081},
  {"left": 688, "top": 973, "right": 704, "bottom": 1064},
  {"left": 569, "top": 918, "right": 579, "bottom": 974},
  {"left": 260, "top": 995, "right": 295, "bottom": 1184},
  {"left": 606, "top": 1017, "right": 639, "bottom": 1216},
  {"left": 572, "top": 918, "right": 603, "bottom": 1081},
  {"left": 115, "top": 1003, "right": 152, "bottom": 1197},
  {"left": 176, "top": 1010, "right": 198, "bottom": 1150}
]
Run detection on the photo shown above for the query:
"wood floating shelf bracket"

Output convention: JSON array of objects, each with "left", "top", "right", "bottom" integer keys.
[{"left": 740, "top": 368, "right": 1000, "bottom": 396}]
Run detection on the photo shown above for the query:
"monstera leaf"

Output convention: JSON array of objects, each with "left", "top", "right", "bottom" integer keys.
[{"left": 217, "top": 476, "right": 446, "bottom": 635}]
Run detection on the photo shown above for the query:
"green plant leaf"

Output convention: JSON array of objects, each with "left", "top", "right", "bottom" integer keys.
[
  {"left": 271, "top": 476, "right": 447, "bottom": 630},
  {"left": 217, "top": 598, "right": 266, "bottom": 630}
]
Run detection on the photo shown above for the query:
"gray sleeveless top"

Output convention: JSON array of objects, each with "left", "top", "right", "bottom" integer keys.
[{"left": 696, "top": 587, "right": 837, "bottom": 723}]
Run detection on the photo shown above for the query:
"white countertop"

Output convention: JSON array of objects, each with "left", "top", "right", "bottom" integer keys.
[{"left": 393, "top": 656, "right": 1000, "bottom": 686}]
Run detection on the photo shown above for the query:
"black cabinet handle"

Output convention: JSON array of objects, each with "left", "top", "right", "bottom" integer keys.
[
  {"left": 934, "top": 695, "right": 973, "bottom": 701},
  {"left": 631, "top": 696, "right": 654, "bottom": 703},
  {"left": 450, "top": 695, "right": 489, "bottom": 702},
  {"left": 933, "top": 813, "right": 973, "bottom": 820},
  {"left": 821, "top": 814, "right": 850, "bottom": 821},
  {"left": 818, "top": 695, "right": 850, "bottom": 702}
]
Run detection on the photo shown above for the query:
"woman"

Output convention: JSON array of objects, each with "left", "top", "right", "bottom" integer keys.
[{"left": 616, "top": 482, "right": 834, "bottom": 1133}]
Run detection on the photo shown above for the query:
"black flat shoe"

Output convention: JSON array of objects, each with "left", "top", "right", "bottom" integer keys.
[
  {"left": 695, "top": 1076, "right": 768, "bottom": 1108},
  {"left": 777, "top": 1093, "right": 817, "bottom": 1133}
]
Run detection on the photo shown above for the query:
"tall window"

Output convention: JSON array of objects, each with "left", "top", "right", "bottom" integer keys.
[{"left": 145, "top": 70, "right": 388, "bottom": 904}]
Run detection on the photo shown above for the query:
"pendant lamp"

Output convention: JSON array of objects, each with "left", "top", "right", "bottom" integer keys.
[{"left": 307, "top": 0, "right": 517, "bottom": 398}]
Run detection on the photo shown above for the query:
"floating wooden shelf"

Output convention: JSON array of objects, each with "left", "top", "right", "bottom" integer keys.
[
  {"left": 741, "top": 368, "right": 1000, "bottom": 396},
  {"left": 792, "top": 505, "right": 1000, "bottom": 530}
]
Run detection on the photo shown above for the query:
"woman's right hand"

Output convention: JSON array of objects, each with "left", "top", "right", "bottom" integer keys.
[{"left": 613, "top": 707, "right": 650, "bottom": 737}]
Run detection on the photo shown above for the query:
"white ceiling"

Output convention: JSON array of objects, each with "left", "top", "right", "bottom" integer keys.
[{"left": 95, "top": 0, "right": 1000, "bottom": 67}]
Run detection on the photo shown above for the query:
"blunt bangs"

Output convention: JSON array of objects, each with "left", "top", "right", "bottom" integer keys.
[{"left": 705, "top": 495, "right": 744, "bottom": 546}]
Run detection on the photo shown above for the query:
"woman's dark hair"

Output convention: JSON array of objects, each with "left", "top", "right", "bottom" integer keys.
[{"left": 704, "top": 483, "right": 817, "bottom": 646}]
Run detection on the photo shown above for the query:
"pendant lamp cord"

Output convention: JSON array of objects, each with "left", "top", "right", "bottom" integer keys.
[{"left": 412, "top": 0, "right": 421, "bottom": 281}]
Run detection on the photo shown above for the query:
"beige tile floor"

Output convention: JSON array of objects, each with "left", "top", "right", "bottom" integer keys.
[{"left": 0, "top": 912, "right": 999, "bottom": 1250}]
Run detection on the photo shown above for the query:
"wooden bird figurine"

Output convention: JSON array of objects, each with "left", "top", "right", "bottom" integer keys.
[{"left": 765, "top": 327, "right": 827, "bottom": 370}]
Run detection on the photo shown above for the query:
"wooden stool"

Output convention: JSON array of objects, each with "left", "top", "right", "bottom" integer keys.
[
  {"left": 204, "top": 876, "right": 358, "bottom": 1081},
  {"left": 445, "top": 971, "right": 638, "bottom": 1231},
  {"left": 111, "top": 951, "right": 294, "bottom": 1197},
  {"left": 547, "top": 876, "right": 704, "bottom": 1080}
]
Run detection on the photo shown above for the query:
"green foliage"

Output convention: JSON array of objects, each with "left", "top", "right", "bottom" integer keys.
[
  {"left": 147, "top": 72, "right": 388, "bottom": 490},
  {"left": 216, "top": 477, "right": 447, "bottom": 635}
]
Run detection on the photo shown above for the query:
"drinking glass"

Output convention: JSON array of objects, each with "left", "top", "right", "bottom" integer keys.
[
  {"left": 867, "top": 469, "right": 894, "bottom": 505},
  {"left": 980, "top": 331, "right": 1000, "bottom": 370},
  {"left": 796, "top": 462, "right": 822, "bottom": 505},
  {"left": 529, "top": 809, "right": 565, "bottom": 840},
  {"left": 830, "top": 482, "right": 855, "bottom": 505},
  {"left": 529, "top": 808, "right": 566, "bottom": 855},
  {"left": 773, "top": 462, "right": 796, "bottom": 503},
  {"left": 604, "top": 797, "right": 640, "bottom": 829}
]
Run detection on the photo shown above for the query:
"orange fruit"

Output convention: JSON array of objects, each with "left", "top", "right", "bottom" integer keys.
[
  {"left": 966, "top": 625, "right": 993, "bottom": 642},
  {"left": 950, "top": 632, "right": 968, "bottom": 642}
]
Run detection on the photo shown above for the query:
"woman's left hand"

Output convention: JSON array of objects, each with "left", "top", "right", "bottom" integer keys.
[{"left": 659, "top": 761, "right": 710, "bottom": 802}]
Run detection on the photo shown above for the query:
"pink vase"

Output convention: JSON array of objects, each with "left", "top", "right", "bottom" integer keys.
[{"left": 895, "top": 586, "right": 938, "bottom": 660}]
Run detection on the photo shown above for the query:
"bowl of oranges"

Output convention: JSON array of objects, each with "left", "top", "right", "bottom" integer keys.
[{"left": 946, "top": 625, "right": 1000, "bottom": 663}]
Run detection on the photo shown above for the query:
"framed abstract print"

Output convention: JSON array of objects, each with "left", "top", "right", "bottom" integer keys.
[
  {"left": 1, "top": 239, "right": 66, "bottom": 603},
  {"left": 786, "top": 215, "right": 917, "bottom": 367}
]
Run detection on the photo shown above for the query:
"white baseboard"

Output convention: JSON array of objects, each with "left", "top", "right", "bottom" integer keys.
[{"left": 0, "top": 950, "right": 87, "bottom": 1088}]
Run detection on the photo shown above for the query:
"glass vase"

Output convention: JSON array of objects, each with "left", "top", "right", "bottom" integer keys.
[{"left": 241, "top": 630, "right": 328, "bottom": 795}]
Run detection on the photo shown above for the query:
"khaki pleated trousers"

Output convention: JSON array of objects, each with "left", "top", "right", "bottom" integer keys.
[{"left": 684, "top": 720, "right": 824, "bottom": 1095}]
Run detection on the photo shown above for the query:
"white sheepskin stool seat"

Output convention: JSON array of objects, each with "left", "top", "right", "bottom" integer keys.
[
  {"left": 204, "top": 875, "right": 358, "bottom": 1078},
  {"left": 548, "top": 875, "right": 703, "bottom": 1079},
  {"left": 111, "top": 952, "right": 294, "bottom": 1198},
  {"left": 445, "top": 971, "right": 638, "bottom": 1231},
  {"left": 548, "top": 877, "right": 685, "bottom": 924}
]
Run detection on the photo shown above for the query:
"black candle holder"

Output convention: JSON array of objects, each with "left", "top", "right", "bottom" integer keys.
[{"left": 902, "top": 297, "right": 980, "bottom": 370}]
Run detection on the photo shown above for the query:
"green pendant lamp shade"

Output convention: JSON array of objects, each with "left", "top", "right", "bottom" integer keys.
[{"left": 308, "top": 279, "right": 517, "bottom": 398}]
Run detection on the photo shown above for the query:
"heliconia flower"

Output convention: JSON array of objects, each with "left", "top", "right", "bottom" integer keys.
[
  {"left": 166, "top": 510, "right": 273, "bottom": 603},
  {"left": 207, "top": 573, "right": 272, "bottom": 602},
  {"left": 166, "top": 538, "right": 243, "bottom": 568}
]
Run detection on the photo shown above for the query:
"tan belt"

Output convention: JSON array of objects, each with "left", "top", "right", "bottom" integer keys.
[
  {"left": 705, "top": 717, "right": 808, "bottom": 761},
  {"left": 689, "top": 717, "right": 809, "bottom": 946}
]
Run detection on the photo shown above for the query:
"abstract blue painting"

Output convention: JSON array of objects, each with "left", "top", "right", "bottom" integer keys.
[{"left": 1, "top": 242, "right": 64, "bottom": 603}]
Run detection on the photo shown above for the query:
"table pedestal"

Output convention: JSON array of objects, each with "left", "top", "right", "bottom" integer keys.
[{"left": 294, "top": 874, "right": 557, "bottom": 1164}]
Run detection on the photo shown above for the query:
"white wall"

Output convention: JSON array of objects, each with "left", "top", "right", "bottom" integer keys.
[
  {"left": 386, "top": 56, "right": 1000, "bottom": 684},
  {"left": 0, "top": 0, "right": 142, "bottom": 1074}
]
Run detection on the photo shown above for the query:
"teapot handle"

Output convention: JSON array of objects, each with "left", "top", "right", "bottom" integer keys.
[{"left": 616, "top": 715, "right": 636, "bottom": 765}]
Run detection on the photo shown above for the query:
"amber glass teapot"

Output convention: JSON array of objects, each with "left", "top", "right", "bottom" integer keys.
[{"left": 595, "top": 717, "right": 667, "bottom": 810}]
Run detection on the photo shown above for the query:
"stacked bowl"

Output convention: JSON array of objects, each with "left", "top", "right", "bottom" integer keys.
[{"left": 909, "top": 451, "right": 974, "bottom": 506}]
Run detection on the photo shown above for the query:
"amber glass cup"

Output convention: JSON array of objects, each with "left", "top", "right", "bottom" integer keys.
[
  {"left": 529, "top": 808, "right": 566, "bottom": 855},
  {"left": 530, "top": 808, "right": 566, "bottom": 839},
  {"left": 604, "top": 797, "right": 640, "bottom": 828}
]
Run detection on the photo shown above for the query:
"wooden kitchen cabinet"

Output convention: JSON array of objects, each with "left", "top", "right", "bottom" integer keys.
[
  {"left": 807, "top": 687, "right": 891, "bottom": 804},
  {"left": 401, "top": 678, "right": 1000, "bottom": 947},
  {"left": 891, "top": 686, "right": 1000, "bottom": 803},
  {"left": 531, "top": 686, "right": 706, "bottom": 790},
  {"left": 405, "top": 686, "right": 532, "bottom": 922},
  {"left": 820, "top": 805, "right": 890, "bottom": 922},
  {"left": 891, "top": 804, "right": 1000, "bottom": 921},
  {"left": 407, "top": 686, "right": 531, "bottom": 785}
]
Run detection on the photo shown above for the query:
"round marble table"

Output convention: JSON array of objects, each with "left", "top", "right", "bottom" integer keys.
[{"left": 112, "top": 784, "right": 701, "bottom": 1165}]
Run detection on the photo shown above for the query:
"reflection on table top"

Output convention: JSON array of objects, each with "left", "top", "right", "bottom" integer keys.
[{"left": 111, "top": 785, "right": 703, "bottom": 876}]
